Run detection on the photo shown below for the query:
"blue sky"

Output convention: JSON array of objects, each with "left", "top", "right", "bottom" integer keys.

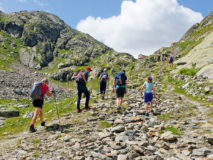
[
  {"left": 0, "top": 0, "right": 212, "bottom": 28},
  {"left": 0, "top": 0, "right": 212, "bottom": 56}
]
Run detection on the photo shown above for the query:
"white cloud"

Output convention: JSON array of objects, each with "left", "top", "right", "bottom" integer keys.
[{"left": 77, "top": 0, "right": 203, "bottom": 57}]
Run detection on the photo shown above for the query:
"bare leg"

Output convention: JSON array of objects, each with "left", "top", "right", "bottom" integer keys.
[
  {"left": 145, "top": 103, "right": 149, "bottom": 112},
  {"left": 120, "top": 98, "right": 123, "bottom": 107},
  {"left": 39, "top": 109, "right": 43, "bottom": 123},
  {"left": 116, "top": 98, "right": 120, "bottom": 107},
  {"left": 31, "top": 107, "right": 41, "bottom": 125},
  {"left": 150, "top": 102, "right": 153, "bottom": 110}
]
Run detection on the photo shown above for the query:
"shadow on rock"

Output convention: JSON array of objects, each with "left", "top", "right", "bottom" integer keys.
[{"left": 45, "top": 123, "right": 73, "bottom": 132}]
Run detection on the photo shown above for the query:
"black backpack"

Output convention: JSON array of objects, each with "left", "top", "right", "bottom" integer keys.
[{"left": 100, "top": 73, "right": 108, "bottom": 82}]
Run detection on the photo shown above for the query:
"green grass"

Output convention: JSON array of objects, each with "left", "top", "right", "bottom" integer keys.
[
  {"left": 31, "top": 139, "right": 41, "bottom": 144},
  {"left": 178, "top": 68, "right": 199, "bottom": 76},
  {"left": 33, "top": 151, "right": 40, "bottom": 157},
  {"left": 0, "top": 96, "right": 76, "bottom": 138},
  {"left": 157, "top": 113, "right": 171, "bottom": 121},
  {"left": 207, "top": 107, "right": 213, "bottom": 117},
  {"left": 99, "top": 121, "right": 113, "bottom": 128},
  {"left": 160, "top": 126, "right": 183, "bottom": 136},
  {"left": 180, "top": 40, "right": 195, "bottom": 51}
]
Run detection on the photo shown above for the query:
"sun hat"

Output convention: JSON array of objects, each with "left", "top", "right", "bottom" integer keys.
[{"left": 86, "top": 67, "right": 92, "bottom": 71}]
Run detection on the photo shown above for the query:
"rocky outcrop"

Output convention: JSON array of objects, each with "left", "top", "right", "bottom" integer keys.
[
  {"left": 0, "top": 10, "right": 119, "bottom": 69},
  {"left": 175, "top": 31, "right": 213, "bottom": 70}
]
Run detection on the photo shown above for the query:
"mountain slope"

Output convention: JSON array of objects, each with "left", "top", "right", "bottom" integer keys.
[{"left": 0, "top": 10, "right": 135, "bottom": 73}]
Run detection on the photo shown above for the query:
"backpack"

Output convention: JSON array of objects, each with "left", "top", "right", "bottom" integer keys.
[
  {"left": 115, "top": 72, "right": 126, "bottom": 85},
  {"left": 30, "top": 82, "right": 43, "bottom": 100},
  {"left": 169, "top": 56, "right": 174, "bottom": 62},
  {"left": 75, "top": 70, "right": 84, "bottom": 83},
  {"left": 100, "top": 73, "right": 108, "bottom": 82}
]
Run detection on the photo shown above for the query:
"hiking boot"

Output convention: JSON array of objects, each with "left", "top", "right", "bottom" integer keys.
[
  {"left": 41, "top": 121, "right": 45, "bottom": 127},
  {"left": 85, "top": 107, "right": 91, "bottom": 111},
  {"left": 101, "top": 96, "right": 104, "bottom": 100},
  {"left": 77, "top": 109, "right": 82, "bottom": 113},
  {"left": 145, "top": 112, "right": 149, "bottom": 116},
  {"left": 29, "top": 125, "right": 36, "bottom": 133},
  {"left": 117, "top": 107, "right": 121, "bottom": 113}
]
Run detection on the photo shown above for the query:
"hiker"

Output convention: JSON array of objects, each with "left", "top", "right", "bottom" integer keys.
[
  {"left": 112, "top": 70, "right": 127, "bottom": 112},
  {"left": 99, "top": 69, "right": 109, "bottom": 100},
  {"left": 169, "top": 56, "right": 174, "bottom": 67},
  {"left": 76, "top": 67, "right": 92, "bottom": 113},
  {"left": 29, "top": 78, "right": 55, "bottom": 132},
  {"left": 140, "top": 76, "right": 156, "bottom": 116}
]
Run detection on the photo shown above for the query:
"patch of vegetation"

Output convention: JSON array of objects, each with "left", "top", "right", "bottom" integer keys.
[
  {"left": 31, "top": 139, "right": 41, "bottom": 144},
  {"left": 207, "top": 107, "right": 213, "bottom": 117},
  {"left": 160, "top": 126, "right": 183, "bottom": 136},
  {"left": 178, "top": 68, "right": 199, "bottom": 76},
  {"left": 157, "top": 113, "right": 171, "bottom": 121},
  {"left": 33, "top": 151, "right": 40, "bottom": 157},
  {"left": 99, "top": 121, "right": 112, "bottom": 128},
  {"left": 180, "top": 40, "right": 195, "bottom": 51}
]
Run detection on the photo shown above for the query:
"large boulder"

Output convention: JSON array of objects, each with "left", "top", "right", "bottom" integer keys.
[
  {"left": 0, "top": 110, "right": 19, "bottom": 118},
  {"left": 197, "top": 64, "right": 213, "bottom": 79}
]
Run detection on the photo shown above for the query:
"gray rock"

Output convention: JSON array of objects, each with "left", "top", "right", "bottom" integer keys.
[
  {"left": 117, "top": 154, "right": 128, "bottom": 160},
  {"left": 160, "top": 131, "right": 178, "bottom": 142},
  {"left": 18, "top": 104, "right": 30, "bottom": 108},
  {"left": 111, "top": 125, "right": 125, "bottom": 133},
  {"left": 23, "top": 111, "right": 34, "bottom": 118},
  {"left": 206, "top": 135, "right": 213, "bottom": 145},
  {"left": 0, "top": 110, "right": 19, "bottom": 117},
  {"left": 91, "top": 151, "right": 111, "bottom": 160},
  {"left": 192, "top": 148, "right": 211, "bottom": 156},
  {"left": 204, "top": 86, "right": 212, "bottom": 93}
]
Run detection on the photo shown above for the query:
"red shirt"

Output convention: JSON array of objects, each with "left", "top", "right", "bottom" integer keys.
[{"left": 40, "top": 84, "right": 49, "bottom": 100}]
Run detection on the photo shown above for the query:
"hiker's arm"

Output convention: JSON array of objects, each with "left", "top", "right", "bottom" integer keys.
[
  {"left": 98, "top": 75, "right": 101, "bottom": 82},
  {"left": 140, "top": 85, "right": 144, "bottom": 95},
  {"left": 153, "top": 87, "right": 156, "bottom": 97},
  {"left": 82, "top": 73, "right": 87, "bottom": 83},
  {"left": 46, "top": 90, "right": 54, "bottom": 97},
  {"left": 112, "top": 79, "right": 115, "bottom": 93}
]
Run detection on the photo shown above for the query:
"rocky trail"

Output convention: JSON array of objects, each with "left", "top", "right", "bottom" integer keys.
[{"left": 0, "top": 75, "right": 212, "bottom": 160}]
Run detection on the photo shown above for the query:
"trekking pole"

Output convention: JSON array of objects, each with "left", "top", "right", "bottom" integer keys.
[
  {"left": 53, "top": 90, "right": 60, "bottom": 123},
  {"left": 107, "top": 79, "right": 109, "bottom": 99}
]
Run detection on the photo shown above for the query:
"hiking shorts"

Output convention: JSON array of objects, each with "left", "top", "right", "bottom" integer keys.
[
  {"left": 33, "top": 99, "right": 44, "bottom": 108},
  {"left": 144, "top": 92, "right": 153, "bottom": 103},
  {"left": 116, "top": 87, "right": 125, "bottom": 98}
]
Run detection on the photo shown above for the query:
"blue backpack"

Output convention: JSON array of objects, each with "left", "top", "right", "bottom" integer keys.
[
  {"left": 115, "top": 72, "right": 126, "bottom": 85},
  {"left": 169, "top": 56, "right": 174, "bottom": 62},
  {"left": 30, "top": 82, "right": 43, "bottom": 100}
]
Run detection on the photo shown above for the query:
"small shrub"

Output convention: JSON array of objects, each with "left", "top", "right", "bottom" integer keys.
[
  {"left": 178, "top": 68, "right": 199, "bottom": 76},
  {"left": 160, "top": 126, "right": 182, "bottom": 136},
  {"left": 99, "top": 121, "right": 112, "bottom": 128},
  {"left": 157, "top": 113, "right": 171, "bottom": 121}
]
